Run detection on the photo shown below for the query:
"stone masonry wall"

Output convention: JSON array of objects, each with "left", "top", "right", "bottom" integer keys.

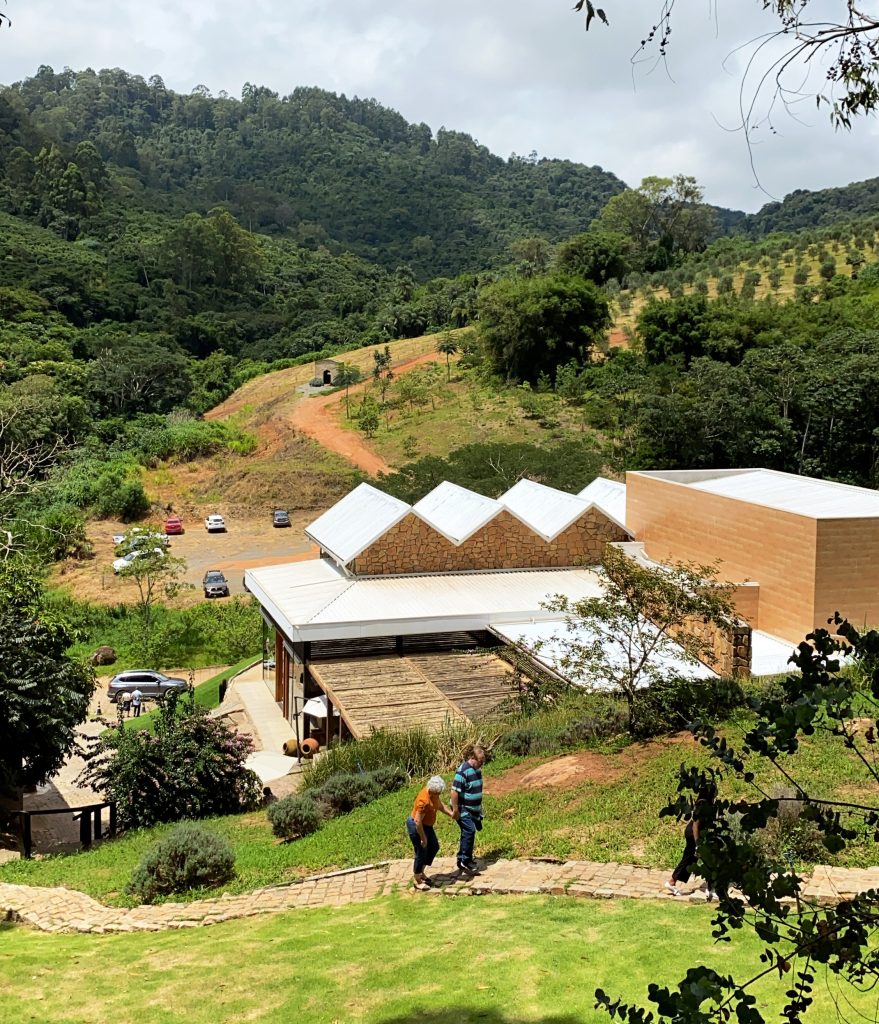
[
  {"left": 350, "top": 507, "right": 629, "bottom": 576},
  {"left": 667, "top": 612, "right": 752, "bottom": 678}
]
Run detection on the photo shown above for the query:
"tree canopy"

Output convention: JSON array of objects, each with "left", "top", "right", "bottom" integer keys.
[
  {"left": 0, "top": 560, "right": 94, "bottom": 797},
  {"left": 478, "top": 273, "right": 611, "bottom": 383}
]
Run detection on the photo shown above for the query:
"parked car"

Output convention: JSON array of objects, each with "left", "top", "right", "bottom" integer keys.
[
  {"left": 272, "top": 509, "right": 291, "bottom": 528},
  {"left": 163, "top": 515, "right": 185, "bottom": 535},
  {"left": 204, "top": 514, "right": 226, "bottom": 532},
  {"left": 112, "top": 547, "right": 166, "bottom": 574},
  {"left": 112, "top": 527, "right": 157, "bottom": 548},
  {"left": 106, "top": 669, "right": 187, "bottom": 702},
  {"left": 203, "top": 569, "right": 230, "bottom": 598}
]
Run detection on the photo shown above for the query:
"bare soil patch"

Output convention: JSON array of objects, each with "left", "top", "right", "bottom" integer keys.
[{"left": 486, "top": 734, "right": 697, "bottom": 797}]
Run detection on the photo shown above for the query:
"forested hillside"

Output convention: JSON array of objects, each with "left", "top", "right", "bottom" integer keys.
[
  {"left": 745, "top": 178, "right": 879, "bottom": 236},
  {"left": 0, "top": 66, "right": 626, "bottom": 277}
]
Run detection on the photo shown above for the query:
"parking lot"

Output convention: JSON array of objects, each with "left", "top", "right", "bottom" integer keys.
[{"left": 53, "top": 511, "right": 318, "bottom": 604}]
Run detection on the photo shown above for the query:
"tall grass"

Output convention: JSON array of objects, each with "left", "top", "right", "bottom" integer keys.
[{"left": 301, "top": 718, "right": 484, "bottom": 787}]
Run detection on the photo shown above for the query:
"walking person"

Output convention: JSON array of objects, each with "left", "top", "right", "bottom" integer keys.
[
  {"left": 406, "top": 776, "right": 454, "bottom": 891},
  {"left": 451, "top": 744, "right": 486, "bottom": 876},
  {"left": 131, "top": 688, "right": 143, "bottom": 718},
  {"left": 666, "top": 783, "right": 717, "bottom": 898},
  {"left": 120, "top": 690, "right": 133, "bottom": 718}
]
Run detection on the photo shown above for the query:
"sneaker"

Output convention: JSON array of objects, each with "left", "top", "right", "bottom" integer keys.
[
  {"left": 457, "top": 861, "right": 477, "bottom": 876},
  {"left": 413, "top": 880, "right": 431, "bottom": 892},
  {"left": 706, "top": 889, "right": 717, "bottom": 902},
  {"left": 664, "top": 882, "right": 681, "bottom": 897}
]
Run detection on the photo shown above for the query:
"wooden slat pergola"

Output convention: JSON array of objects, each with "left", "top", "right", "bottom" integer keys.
[{"left": 308, "top": 651, "right": 514, "bottom": 739}]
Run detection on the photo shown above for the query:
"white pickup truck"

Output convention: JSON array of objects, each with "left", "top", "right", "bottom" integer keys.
[{"left": 204, "top": 514, "right": 226, "bottom": 532}]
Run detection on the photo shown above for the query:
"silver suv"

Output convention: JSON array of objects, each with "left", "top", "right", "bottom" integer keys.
[{"left": 106, "top": 670, "right": 187, "bottom": 703}]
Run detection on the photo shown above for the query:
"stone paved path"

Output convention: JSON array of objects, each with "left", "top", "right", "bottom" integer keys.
[{"left": 2, "top": 858, "right": 878, "bottom": 935}]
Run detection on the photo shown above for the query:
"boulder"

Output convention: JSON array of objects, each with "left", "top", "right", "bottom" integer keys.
[{"left": 90, "top": 645, "right": 117, "bottom": 666}]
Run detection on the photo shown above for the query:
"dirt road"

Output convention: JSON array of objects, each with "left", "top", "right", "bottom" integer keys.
[{"left": 291, "top": 350, "right": 446, "bottom": 475}]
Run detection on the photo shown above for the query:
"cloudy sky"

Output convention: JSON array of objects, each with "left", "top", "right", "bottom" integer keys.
[{"left": 2, "top": 0, "right": 877, "bottom": 212}]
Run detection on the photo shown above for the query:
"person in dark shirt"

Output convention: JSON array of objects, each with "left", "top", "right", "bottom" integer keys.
[{"left": 451, "top": 744, "right": 486, "bottom": 875}]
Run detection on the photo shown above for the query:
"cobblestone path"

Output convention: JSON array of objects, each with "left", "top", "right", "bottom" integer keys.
[{"left": 2, "top": 858, "right": 877, "bottom": 935}]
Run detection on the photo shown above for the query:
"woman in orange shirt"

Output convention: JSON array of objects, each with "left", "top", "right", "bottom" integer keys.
[{"left": 406, "top": 775, "right": 454, "bottom": 891}]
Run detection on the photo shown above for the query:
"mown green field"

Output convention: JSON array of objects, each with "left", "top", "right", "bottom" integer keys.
[{"left": 0, "top": 895, "right": 861, "bottom": 1024}]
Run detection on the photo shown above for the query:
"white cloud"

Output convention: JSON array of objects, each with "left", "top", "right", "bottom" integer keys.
[{"left": 1, "top": 0, "right": 876, "bottom": 212}]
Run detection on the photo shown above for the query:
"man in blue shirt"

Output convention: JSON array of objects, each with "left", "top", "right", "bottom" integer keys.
[{"left": 451, "top": 744, "right": 486, "bottom": 875}]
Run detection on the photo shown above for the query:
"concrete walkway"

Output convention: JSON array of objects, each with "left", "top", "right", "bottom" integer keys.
[
  {"left": 221, "top": 661, "right": 302, "bottom": 785},
  {"left": 2, "top": 858, "right": 877, "bottom": 935}
]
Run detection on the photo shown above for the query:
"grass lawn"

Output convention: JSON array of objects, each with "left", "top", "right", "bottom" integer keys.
[
  {"left": 0, "top": 894, "right": 860, "bottom": 1024},
  {"left": 336, "top": 364, "right": 584, "bottom": 466},
  {"left": 2, "top": 711, "right": 874, "bottom": 905}
]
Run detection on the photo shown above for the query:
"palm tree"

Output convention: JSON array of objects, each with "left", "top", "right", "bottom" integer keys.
[
  {"left": 436, "top": 333, "right": 459, "bottom": 382},
  {"left": 335, "top": 363, "right": 363, "bottom": 419}
]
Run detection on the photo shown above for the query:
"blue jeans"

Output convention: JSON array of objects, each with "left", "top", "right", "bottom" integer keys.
[
  {"left": 456, "top": 814, "right": 480, "bottom": 864},
  {"left": 406, "top": 817, "right": 439, "bottom": 874}
]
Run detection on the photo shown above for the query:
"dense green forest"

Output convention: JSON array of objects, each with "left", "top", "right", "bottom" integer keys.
[
  {"left": 3, "top": 63, "right": 879, "bottom": 583},
  {"left": 0, "top": 66, "right": 627, "bottom": 277}
]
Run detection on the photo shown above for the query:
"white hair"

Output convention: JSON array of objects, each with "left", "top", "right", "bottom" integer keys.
[{"left": 427, "top": 775, "right": 446, "bottom": 794}]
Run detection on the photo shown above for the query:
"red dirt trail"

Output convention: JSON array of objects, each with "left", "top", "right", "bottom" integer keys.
[{"left": 290, "top": 351, "right": 445, "bottom": 475}]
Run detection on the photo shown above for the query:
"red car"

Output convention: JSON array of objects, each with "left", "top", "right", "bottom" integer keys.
[{"left": 163, "top": 515, "right": 185, "bottom": 535}]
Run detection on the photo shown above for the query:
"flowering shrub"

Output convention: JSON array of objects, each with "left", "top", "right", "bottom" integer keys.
[{"left": 78, "top": 691, "right": 262, "bottom": 829}]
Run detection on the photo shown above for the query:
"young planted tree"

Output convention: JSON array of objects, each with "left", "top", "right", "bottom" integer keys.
[
  {"left": 542, "top": 546, "right": 735, "bottom": 733},
  {"left": 334, "top": 362, "right": 363, "bottom": 419},
  {"left": 116, "top": 531, "right": 186, "bottom": 629},
  {"left": 115, "top": 530, "right": 187, "bottom": 662},
  {"left": 372, "top": 345, "right": 394, "bottom": 405},
  {"left": 598, "top": 615, "right": 879, "bottom": 1024}
]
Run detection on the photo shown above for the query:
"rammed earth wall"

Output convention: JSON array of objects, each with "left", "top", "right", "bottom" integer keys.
[{"left": 350, "top": 508, "right": 628, "bottom": 575}]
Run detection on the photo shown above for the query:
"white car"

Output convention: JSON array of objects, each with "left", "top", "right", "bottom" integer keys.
[
  {"left": 204, "top": 514, "right": 226, "bottom": 532},
  {"left": 112, "top": 547, "right": 166, "bottom": 574}
]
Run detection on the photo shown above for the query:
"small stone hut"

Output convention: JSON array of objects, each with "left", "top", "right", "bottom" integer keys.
[{"left": 314, "top": 358, "right": 341, "bottom": 386}]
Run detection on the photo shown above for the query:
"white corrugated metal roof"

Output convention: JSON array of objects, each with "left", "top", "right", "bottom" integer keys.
[
  {"left": 493, "top": 619, "right": 717, "bottom": 685},
  {"left": 499, "top": 479, "right": 590, "bottom": 541},
  {"left": 648, "top": 469, "right": 879, "bottom": 520},
  {"left": 750, "top": 631, "right": 798, "bottom": 676},
  {"left": 245, "top": 560, "right": 603, "bottom": 642},
  {"left": 304, "top": 483, "right": 411, "bottom": 564},
  {"left": 412, "top": 481, "right": 503, "bottom": 545},
  {"left": 577, "top": 477, "right": 628, "bottom": 531}
]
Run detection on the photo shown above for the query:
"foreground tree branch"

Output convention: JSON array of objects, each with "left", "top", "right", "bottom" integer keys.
[
  {"left": 579, "top": 2, "right": 879, "bottom": 129},
  {"left": 597, "top": 615, "right": 879, "bottom": 1024}
]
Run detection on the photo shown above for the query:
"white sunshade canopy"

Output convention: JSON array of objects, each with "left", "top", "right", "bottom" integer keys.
[
  {"left": 246, "top": 559, "right": 604, "bottom": 642},
  {"left": 492, "top": 618, "right": 718, "bottom": 687},
  {"left": 499, "top": 479, "right": 591, "bottom": 542},
  {"left": 304, "top": 482, "right": 411, "bottom": 565},
  {"left": 577, "top": 477, "right": 627, "bottom": 531},
  {"left": 301, "top": 694, "right": 340, "bottom": 718},
  {"left": 412, "top": 481, "right": 503, "bottom": 545}
]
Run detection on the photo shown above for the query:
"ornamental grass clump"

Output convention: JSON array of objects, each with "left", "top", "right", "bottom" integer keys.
[{"left": 127, "top": 822, "right": 235, "bottom": 903}]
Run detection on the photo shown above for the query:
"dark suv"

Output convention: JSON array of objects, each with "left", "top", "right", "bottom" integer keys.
[
  {"left": 107, "top": 670, "right": 187, "bottom": 702},
  {"left": 203, "top": 569, "right": 230, "bottom": 598}
]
